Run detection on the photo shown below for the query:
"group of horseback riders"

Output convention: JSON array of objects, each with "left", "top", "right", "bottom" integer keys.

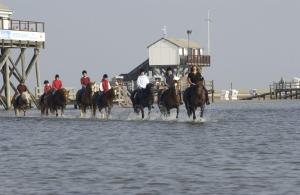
[
  {"left": 13, "top": 65, "right": 210, "bottom": 119},
  {"left": 132, "top": 65, "right": 210, "bottom": 105}
]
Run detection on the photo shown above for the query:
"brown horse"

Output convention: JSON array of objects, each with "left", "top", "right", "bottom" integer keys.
[
  {"left": 92, "top": 87, "right": 116, "bottom": 119},
  {"left": 76, "top": 82, "right": 95, "bottom": 117},
  {"left": 41, "top": 88, "right": 69, "bottom": 117},
  {"left": 183, "top": 81, "right": 206, "bottom": 120},
  {"left": 130, "top": 83, "right": 155, "bottom": 119},
  {"left": 158, "top": 80, "right": 181, "bottom": 118},
  {"left": 13, "top": 91, "right": 31, "bottom": 116}
]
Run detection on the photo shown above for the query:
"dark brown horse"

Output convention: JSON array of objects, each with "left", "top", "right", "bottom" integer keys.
[
  {"left": 13, "top": 91, "right": 31, "bottom": 116},
  {"left": 76, "top": 82, "right": 95, "bottom": 117},
  {"left": 183, "top": 81, "right": 206, "bottom": 120},
  {"left": 41, "top": 88, "right": 69, "bottom": 117},
  {"left": 92, "top": 87, "right": 116, "bottom": 119},
  {"left": 130, "top": 83, "right": 155, "bottom": 119},
  {"left": 158, "top": 80, "right": 181, "bottom": 118}
]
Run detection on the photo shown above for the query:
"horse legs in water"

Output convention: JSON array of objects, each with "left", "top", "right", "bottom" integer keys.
[
  {"left": 107, "top": 107, "right": 112, "bottom": 119},
  {"left": 23, "top": 109, "right": 26, "bottom": 116},
  {"left": 192, "top": 106, "right": 196, "bottom": 120},
  {"left": 15, "top": 108, "right": 19, "bottom": 116},
  {"left": 141, "top": 106, "right": 145, "bottom": 119},
  {"left": 176, "top": 106, "right": 179, "bottom": 119},
  {"left": 92, "top": 105, "right": 96, "bottom": 117},
  {"left": 200, "top": 106, "right": 204, "bottom": 118},
  {"left": 61, "top": 107, "right": 64, "bottom": 116},
  {"left": 147, "top": 106, "right": 152, "bottom": 119},
  {"left": 104, "top": 107, "right": 110, "bottom": 119},
  {"left": 45, "top": 107, "right": 49, "bottom": 116},
  {"left": 80, "top": 106, "right": 86, "bottom": 117}
]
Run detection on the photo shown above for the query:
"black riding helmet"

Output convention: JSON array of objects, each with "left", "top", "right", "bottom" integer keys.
[
  {"left": 55, "top": 74, "right": 59, "bottom": 79},
  {"left": 44, "top": 80, "right": 49, "bottom": 84},
  {"left": 82, "top": 70, "right": 87, "bottom": 75}
]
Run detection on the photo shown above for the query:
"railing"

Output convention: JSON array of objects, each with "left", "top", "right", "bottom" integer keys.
[
  {"left": 272, "top": 82, "right": 300, "bottom": 90},
  {"left": 180, "top": 55, "right": 210, "bottom": 66},
  {"left": 269, "top": 81, "right": 300, "bottom": 100},
  {"left": 0, "top": 18, "right": 45, "bottom": 32}
]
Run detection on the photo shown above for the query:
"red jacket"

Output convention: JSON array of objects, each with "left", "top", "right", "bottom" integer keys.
[
  {"left": 101, "top": 79, "right": 111, "bottom": 92},
  {"left": 44, "top": 84, "right": 52, "bottom": 93},
  {"left": 52, "top": 79, "right": 62, "bottom": 89},
  {"left": 80, "top": 76, "right": 90, "bottom": 87}
]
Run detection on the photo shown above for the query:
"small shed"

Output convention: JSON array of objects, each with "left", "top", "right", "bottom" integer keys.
[
  {"left": 0, "top": 3, "right": 12, "bottom": 18},
  {"left": 148, "top": 37, "right": 210, "bottom": 67}
]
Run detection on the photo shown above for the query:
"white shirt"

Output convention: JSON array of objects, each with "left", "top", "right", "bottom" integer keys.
[{"left": 137, "top": 75, "right": 149, "bottom": 89}]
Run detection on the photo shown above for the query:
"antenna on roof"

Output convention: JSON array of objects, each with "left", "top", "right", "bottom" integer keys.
[
  {"left": 205, "top": 10, "right": 212, "bottom": 55},
  {"left": 162, "top": 25, "right": 167, "bottom": 37}
]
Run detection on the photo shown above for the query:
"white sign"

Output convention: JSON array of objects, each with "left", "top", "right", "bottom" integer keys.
[{"left": 0, "top": 30, "right": 45, "bottom": 42}]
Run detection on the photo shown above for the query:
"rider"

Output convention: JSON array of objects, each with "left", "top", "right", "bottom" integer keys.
[
  {"left": 80, "top": 70, "right": 90, "bottom": 90},
  {"left": 43, "top": 80, "right": 52, "bottom": 94},
  {"left": 133, "top": 68, "right": 149, "bottom": 98},
  {"left": 99, "top": 74, "right": 111, "bottom": 95},
  {"left": 137, "top": 68, "right": 149, "bottom": 89},
  {"left": 52, "top": 74, "right": 62, "bottom": 94},
  {"left": 77, "top": 70, "right": 91, "bottom": 102},
  {"left": 165, "top": 67, "right": 174, "bottom": 87},
  {"left": 40, "top": 80, "right": 52, "bottom": 102},
  {"left": 187, "top": 65, "right": 210, "bottom": 105},
  {"left": 14, "top": 79, "right": 28, "bottom": 102}
]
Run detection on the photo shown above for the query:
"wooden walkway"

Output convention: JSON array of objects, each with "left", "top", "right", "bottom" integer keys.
[{"left": 270, "top": 82, "right": 300, "bottom": 100}]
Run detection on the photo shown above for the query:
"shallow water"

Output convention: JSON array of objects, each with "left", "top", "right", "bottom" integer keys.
[{"left": 0, "top": 101, "right": 300, "bottom": 195}]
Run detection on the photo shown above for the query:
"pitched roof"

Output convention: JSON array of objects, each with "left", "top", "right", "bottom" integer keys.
[
  {"left": 147, "top": 37, "right": 201, "bottom": 49},
  {"left": 0, "top": 3, "right": 11, "bottom": 12}
]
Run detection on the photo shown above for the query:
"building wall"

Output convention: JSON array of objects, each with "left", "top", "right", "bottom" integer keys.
[{"left": 149, "top": 39, "right": 179, "bottom": 66}]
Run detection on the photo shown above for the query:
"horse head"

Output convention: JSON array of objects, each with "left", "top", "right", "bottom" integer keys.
[
  {"left": 55, "top": 88, "right": 69, "bottom": 105},
  {"left": 86, "top": 82, "right": 96, "bottom": 95},
  {"left": 111, "top": 86, "right": 118, "bottom": 99},
  {"left": 62, "top": 89, "right": 70, "bottom": 103},
  {"left": 171, "top": 80, "right": 180, "bottom": 96},
  {"left": 145, "top": 83, "right": 155, "bottom": 94},
  {"left": 20, "top": 91, "right": 31, "bottom": 107}
]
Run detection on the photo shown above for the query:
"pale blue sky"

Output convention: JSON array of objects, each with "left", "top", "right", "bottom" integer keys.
[{"left": 2, "top": 0, "right": 300, "bottom": 90}]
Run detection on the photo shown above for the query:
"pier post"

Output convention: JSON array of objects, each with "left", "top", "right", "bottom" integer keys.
[
  {"left": 21, "top": 48, "right": 26, "bottom": 79},
  {"left": 4, "top": 53, "right": 11, "bottom": 110},
  {"left": 211, "top": 80, "right": 214, "bottom": 103},
  {"left": 34, "top": 48, "right": 41, "bottom": 88}
]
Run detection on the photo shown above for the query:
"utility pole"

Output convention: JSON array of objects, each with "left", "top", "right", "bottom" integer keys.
[
  {"left": 205, "top": 10, "right": 212, "bottom": 55},
  {"left": 186, "top": 30, "right": 192, "bottom": 55}
]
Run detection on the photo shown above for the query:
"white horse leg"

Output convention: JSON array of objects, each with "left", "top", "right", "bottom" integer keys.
[{"left": 15, "top": 108, "right": 19, "bottom": 116}]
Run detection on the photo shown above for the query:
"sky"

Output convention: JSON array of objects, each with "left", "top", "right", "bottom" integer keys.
[{"left": 2, "top": 0, "right": 300, "bottom": 90}]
